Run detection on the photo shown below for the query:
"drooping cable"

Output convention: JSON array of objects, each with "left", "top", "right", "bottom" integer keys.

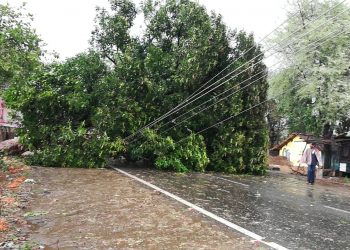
[
  {"left": 176, "top": 31, "right": 349, "bottom": 144},
  {"left": 158, "top": 27, "right": 349, "bottom": 135},
  {"left": 124, "top": 0, "right": 347, "bottom": 142},
  {"left": 130, "top": 26, "right": 349, "bottom": 146}
]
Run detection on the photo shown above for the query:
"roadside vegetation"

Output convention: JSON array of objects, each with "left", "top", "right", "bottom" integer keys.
[
  {"left": 1, "top": 0, "right": 348, "bottom": 174},
  {"left": 1, "top": 0, "right": 268, "bottom": 174},
  {"left": 267, "top": 0, "right": 350, "bottom": 145}
]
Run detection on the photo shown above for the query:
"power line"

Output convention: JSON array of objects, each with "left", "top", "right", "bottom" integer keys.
[
  {"left": 157, "top": 71, "right": 269, "bottom": 134},
  {"left": 130, "top": 1, "right": 346, "bottom": 139},
  {"left": 131, "top": 25, "right": 345, "bottom": 146},
  {"left": 162, "top": 26, "right": 349, "bottom": 134},
  {"left": 124, "top": 0, "right": 347, "bottom": 142},
  {"left": 176, "top": 84, "right": 300, "bottom": 144},
  {"left": 123, "top": 12, "right": 299, "bottom": 142},
  {"left": 128, "top": 18, "right": 349, "bottom": 145},
  {"left": 130, "top": 26, "right": 349, "bottom": 146},
  {"left": 147, "top": 5, "right": 348, "bottom": 122},
  {"left": 176, "top": 30, "right": 350, "bottom": 144},
  {"left": 180, "top": 12, "right": 300, "bottom": 103}
]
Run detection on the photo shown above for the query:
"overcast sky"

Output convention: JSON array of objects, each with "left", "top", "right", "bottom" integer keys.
[{"left": 5, "top": 0, "right": 291, "bottom": 59}]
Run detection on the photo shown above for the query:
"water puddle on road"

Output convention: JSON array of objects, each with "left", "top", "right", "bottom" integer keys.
[{"left": 118, "top": 165, "right": 350, "bottom": 250}]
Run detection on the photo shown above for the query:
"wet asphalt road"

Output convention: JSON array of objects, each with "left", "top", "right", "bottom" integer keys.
[{"left": 118, "top": 167, "right": 350, "bottom": 250}]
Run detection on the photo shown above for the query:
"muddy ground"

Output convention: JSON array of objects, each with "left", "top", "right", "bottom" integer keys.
[{"left": 1, "top": 160, "right": 264, "bottom": 249}]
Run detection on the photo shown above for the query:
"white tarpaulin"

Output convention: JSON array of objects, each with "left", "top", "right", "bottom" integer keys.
[{"left": 339, "top": 163, "right": 347, "bottom": 172}]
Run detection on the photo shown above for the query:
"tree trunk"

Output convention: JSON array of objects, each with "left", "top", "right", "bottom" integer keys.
[{"left": 322, "top": 123, "right": 332, "bottom": 169}]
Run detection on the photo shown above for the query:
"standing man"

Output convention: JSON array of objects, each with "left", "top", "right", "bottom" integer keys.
[{"left": 301, "top": 142, "right": 323, "bottom": 184}]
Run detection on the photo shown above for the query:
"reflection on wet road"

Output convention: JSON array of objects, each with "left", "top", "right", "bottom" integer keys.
[{"left": 119, "top": 166, "right": 350, "bottom": 250}]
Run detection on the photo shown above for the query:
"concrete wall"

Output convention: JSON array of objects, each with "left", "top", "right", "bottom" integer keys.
[{"left": 279, "top": 136, "right": 308, "bottom": 166}]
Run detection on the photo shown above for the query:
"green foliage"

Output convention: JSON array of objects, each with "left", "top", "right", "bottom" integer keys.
[
  {"left": 0, "top": 3, "right": 42, "bottom": 88},
  {"left": 210, "top": 122, "right": 268, "bottom": 175},
  {"left": 5, "top": 52, "right": 106, "bottom": 137},
  {"left": 90, "top": 0, "right": 269, "bottom": 174},
  {"left": 5, "top": 0, "right": 269, "bottom": 173},
  {"left": 20, "top": 242, "right": 35, "bottom": 250},
  {"left": 130, "top": 129, "right": 209, "bottom": 172},
  {"left": 268, "top": 0, "right": 350, "bottom": 137},
  {"left": 23, "top": 211, "right": 48, "bottom": 217},
  {"left": 27, "top": 123, "right": 125, "bottom": 168},
  {"left": 91, "top": 0, "right": 137, "bottom": 64},
  {"left": 5, "top": 52, "right": 125, "bottom": 168},
  {"left": 155, "top": 134, "right": 210, "bottom": 172},
  {"left": 267, "top": 100, "right": 287, "bottom": 147}
]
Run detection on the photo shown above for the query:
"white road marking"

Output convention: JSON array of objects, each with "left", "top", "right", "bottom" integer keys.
[
  {"left": 324, "top": 205, "right": 350, "bottom": 215},
  {"left": 214, "top": 176, "right": 250, "bottom": 187},
  {"left": 113, "top": 167, "right": 288, "bottom": 250}
]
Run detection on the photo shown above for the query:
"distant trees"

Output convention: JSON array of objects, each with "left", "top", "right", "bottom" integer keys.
[
  {"left": 0, "top": 3, "right": 42, "bottom": 89},
  {"left": 268, "top": 0, "right": 350, "bottom": 142}
]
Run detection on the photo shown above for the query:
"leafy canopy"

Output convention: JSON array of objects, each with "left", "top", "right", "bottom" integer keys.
[
  {"left": 0, "top": 3, "right": 42, "bottom": 88},
  {"left": 268, "top": 0, "right": 350, "bottom": 138},
  {"left": 5, "top": 0, "right": 269, "bottom": 173}
]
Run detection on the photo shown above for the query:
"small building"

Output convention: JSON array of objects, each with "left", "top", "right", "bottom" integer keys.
[
  {"left": 270, "top": 133, "right": 318, "bottom": 167},
  {"left": 270, "top": 132, "right": 350, "bottom": 176},
  {"left": 323, "top": 132, "right": 350, "bottom": 175}
]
